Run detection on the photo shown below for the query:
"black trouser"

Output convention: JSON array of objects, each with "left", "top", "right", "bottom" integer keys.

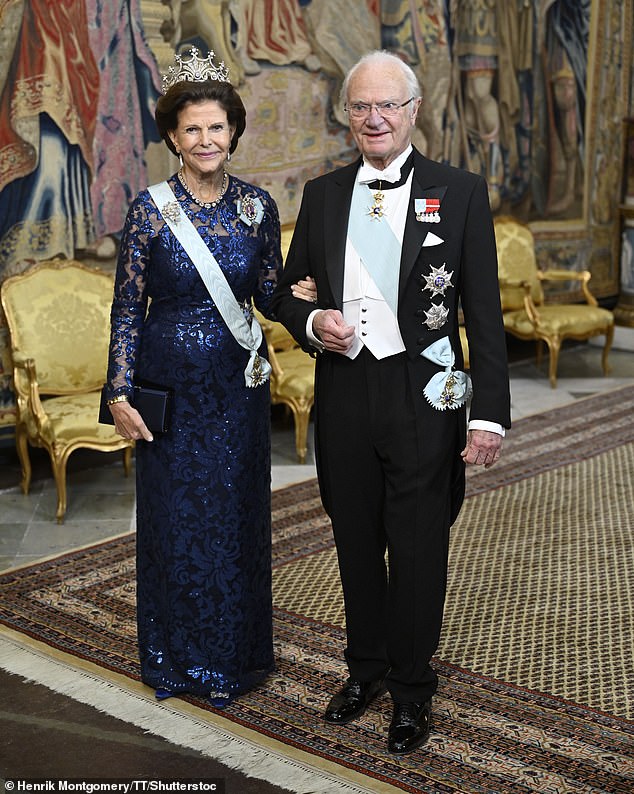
[{"left": 315, "top": 348, "right": 459, "bottom": 703}]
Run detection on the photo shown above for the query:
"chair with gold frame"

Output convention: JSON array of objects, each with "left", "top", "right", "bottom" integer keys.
[
  {"left": 1, "top": 259, "right": 133, "bottom": 522},
  {"left": 459, "top": 326, "right": 469, "bottom": 370},
  {"left": 494, "top": 216, "right": 614, "bottom": 388},
  {"left": 256, "top": 309, "right": 315, "bottom": 463},
  {"left": 253, "top": 224, "right": 314, "bottom": 463}
]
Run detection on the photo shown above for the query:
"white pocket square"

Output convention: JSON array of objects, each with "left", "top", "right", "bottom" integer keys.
[{"left": 422, "top": 232, "right": 444, "bottom": 247}]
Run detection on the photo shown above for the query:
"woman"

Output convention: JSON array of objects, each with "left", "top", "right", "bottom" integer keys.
[{"left": 104, "top": 48, "right": 312, "bottom": 706}]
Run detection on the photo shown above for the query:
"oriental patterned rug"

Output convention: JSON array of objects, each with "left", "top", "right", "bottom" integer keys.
[{"left": 1, "top": 386, "right": 633, "bottom": 793}]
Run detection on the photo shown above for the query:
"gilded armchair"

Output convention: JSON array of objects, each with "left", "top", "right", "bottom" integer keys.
[
  {"left": 253, "top": 225, "right": 314, "bottom": 462},
  {"left": 1, "top": 259, "right": 133, "bottom": 522},
  {"left": 257, "top": 310, "right": 315, "bottom": 463},
  {"left": 494, "top": 216, "right": 614, "bottom": 388}
]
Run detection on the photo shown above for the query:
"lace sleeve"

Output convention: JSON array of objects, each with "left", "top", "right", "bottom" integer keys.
[
  {"left": 105, "top": 193, "right": 154, "bottom": 400},
  {"left": 253, "top": 192, "right": 283, "bottom": 318}
]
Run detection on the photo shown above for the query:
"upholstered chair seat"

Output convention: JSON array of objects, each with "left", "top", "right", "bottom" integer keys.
[
  {"left": 32, "top": 392, "right": 121, "bottom": 444},
  {"left": 502, "top": 304, "right": 614, "bottom": 338},
  {"left": 1, "top": 259, "right": 133, "bottom": 522}
]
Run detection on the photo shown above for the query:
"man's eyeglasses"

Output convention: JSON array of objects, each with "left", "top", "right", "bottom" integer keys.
[{"left": 344, "top": 98, "right": 414, "bottom": 119}]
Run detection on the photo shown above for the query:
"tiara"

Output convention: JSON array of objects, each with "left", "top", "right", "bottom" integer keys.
[{"left": 162, "top": 46, "right": 230, "bottom": 92}]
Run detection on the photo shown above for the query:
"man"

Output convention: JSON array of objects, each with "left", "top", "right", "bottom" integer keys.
[{"left": 271, "top": 50, "right": 510, "bottom": 755}]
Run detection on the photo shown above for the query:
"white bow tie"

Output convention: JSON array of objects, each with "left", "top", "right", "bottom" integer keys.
[{"left": 357, "top": 162, "right": 402, "bottom": 185}]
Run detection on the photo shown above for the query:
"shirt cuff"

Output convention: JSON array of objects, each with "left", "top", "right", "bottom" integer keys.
[
  {"left": 306, "top": 309, "right": 324, "bottom": 351},
  {"left": 468, "top": 419, "right": 505, "bottom": 437}
]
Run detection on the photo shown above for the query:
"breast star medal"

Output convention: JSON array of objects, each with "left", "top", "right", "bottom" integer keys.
[
  {"left": 422, "top": 263, "right": 454, "bottom": 297},
  {"left": 367, "top": 187, "right": 386, "bottom": 221},
  {"left": 424, "top": 302, "right": 449, "bottom": 330}
]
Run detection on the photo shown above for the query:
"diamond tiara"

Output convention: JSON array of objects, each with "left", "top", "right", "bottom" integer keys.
[{"left": 162, "top": 46, "right": 230, "bottom": 92}]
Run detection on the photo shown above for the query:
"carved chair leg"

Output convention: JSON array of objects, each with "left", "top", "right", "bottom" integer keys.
[
  {"left": 289, "top": 398, "right": 313, "bottom": 464},
  {"left": 546, "top": 337, "right": 562, "bottom": 388},
  {"left": 123, "top": 445, "right": 133, "bottom": 477},
  {"left": 601, "top": 324, "right": 615, "bottom": 376},
  {"left": 51, "top": 450, "right": 69, "bottom": 524},
  {"left": 15, "top": 424, "right": 32, "bottom": 495}
]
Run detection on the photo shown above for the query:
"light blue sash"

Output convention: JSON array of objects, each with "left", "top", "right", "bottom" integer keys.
[
  {"left": 148, "top": 181, "right": 270, "bottom": 388},
  {"left": 347, "top": 180, "right": 402, "bottom": 315}
]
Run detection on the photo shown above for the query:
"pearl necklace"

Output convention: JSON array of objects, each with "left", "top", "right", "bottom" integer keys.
[{"left": 178, "top": 168, "right": 228, "bottom": 209}]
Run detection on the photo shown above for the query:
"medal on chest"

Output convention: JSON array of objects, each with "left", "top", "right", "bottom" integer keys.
[{"left": 415, "top": 198, "right": 441, "bottom": 223}]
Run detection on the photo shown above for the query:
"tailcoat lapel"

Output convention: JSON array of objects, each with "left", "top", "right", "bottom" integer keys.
[
  {"left": 323, "top": 159, "right": 359, "bottom": 309},
  {"left": 399, "top": 154, "right": 448, "bottom": 304}
]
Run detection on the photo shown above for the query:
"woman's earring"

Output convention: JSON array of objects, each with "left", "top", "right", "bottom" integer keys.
[
  {"left": 227, "top": 151, "right": 232, "bottom": 163},
  {"left": 177, "top": 151, "right": 183, "bottom": 167}
]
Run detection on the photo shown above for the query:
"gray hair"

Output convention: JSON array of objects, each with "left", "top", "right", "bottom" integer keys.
[{"left": 339, "top": 50, "right": 422, "bottom": 107}]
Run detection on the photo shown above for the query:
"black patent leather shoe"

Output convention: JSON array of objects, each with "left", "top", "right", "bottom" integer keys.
[
  {"left": 387, "top": 700, "right": 432, "bottom": 754},
  {"left": 324, "top": 678, "right": 385, "bottom": 724}
]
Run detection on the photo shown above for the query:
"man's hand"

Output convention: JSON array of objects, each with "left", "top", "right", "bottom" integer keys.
[
  {"left": 461, "top": 429, "right": 502, "bottom": 468},
  {"left": 312, "top": 309, "right": 355, "bottom": 354}
]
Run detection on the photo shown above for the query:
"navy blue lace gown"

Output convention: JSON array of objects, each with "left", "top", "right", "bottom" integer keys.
[{"left": 105, "top": 173, "right": 281, "bottom": 705}]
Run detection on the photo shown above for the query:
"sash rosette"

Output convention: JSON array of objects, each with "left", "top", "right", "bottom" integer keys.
[{"left": 420, "top": 336, "right": 472, "bottom": 410}]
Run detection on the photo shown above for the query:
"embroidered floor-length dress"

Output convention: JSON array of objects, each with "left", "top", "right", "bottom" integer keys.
[{"left": 106, "top": 174, "right": 281, "bottom": 704}]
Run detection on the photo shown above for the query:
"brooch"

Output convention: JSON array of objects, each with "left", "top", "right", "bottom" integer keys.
[
  {"left": 237, "top": 195, "right": 264, "bottom": 226},
  {"left": 422, "top": 263, "right": 453, "bottom": 297},
  {"left": 415, "top": 198, "right": 441, "bottom": 223},
  {"left": 161, "top": 201, "right": 181, "bottom": 224}
]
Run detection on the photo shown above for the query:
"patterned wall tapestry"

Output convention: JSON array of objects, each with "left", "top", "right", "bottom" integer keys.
[{"left": 0, "top": 0, "right": 632, "bottom": 433}]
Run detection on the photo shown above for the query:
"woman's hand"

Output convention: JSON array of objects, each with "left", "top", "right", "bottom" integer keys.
[
  {"left": 291, "top": 276, "right": 317, "bottom": 304},
  {"left": 109, "top": 401, "right": 154, "bottom": 442}
]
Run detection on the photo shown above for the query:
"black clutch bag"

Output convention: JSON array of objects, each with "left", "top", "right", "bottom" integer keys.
[{"left": 99, "top": 384, "right": 172, "bottom": 434}]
